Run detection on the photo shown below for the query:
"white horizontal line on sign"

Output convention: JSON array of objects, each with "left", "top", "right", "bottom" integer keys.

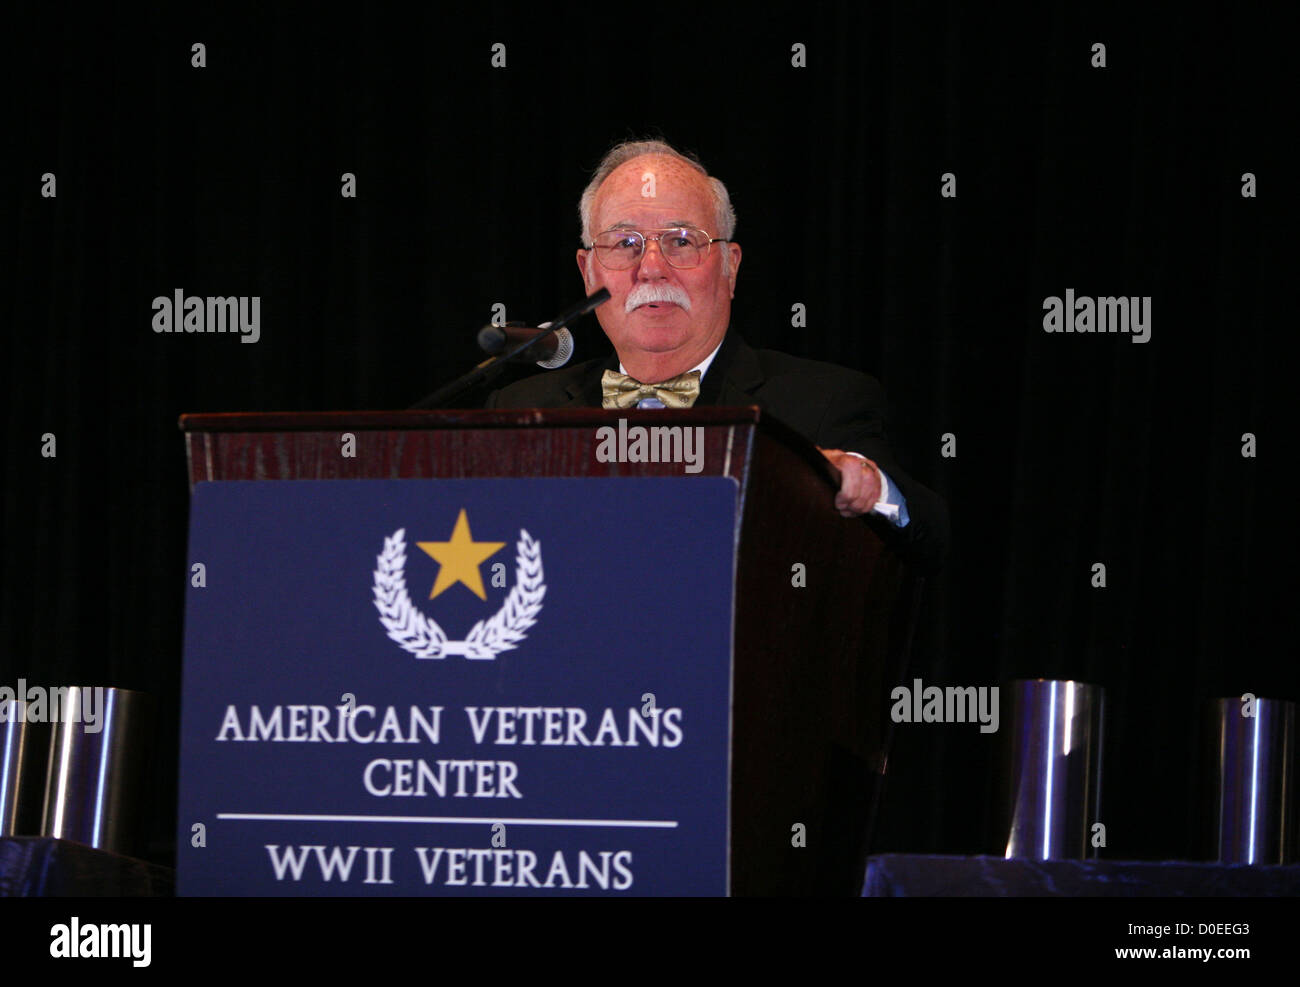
[{"left": 216, "top": 812, "right": 678, "bottom": 828}]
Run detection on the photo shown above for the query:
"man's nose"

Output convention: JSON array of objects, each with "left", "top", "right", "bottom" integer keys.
[{"left": 636, "top": 238, "right": 671, "bottom": 278}]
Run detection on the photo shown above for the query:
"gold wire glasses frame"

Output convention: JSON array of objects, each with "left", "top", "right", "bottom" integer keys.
[{"left": 586, "top": 228, "right": 728, "bottom": 270}]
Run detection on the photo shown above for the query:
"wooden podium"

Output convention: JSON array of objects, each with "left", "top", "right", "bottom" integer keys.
[{"left": 179, "top": 407, "right": 918, "bottom": 896}]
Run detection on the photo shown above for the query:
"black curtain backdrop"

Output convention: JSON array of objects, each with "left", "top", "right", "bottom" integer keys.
[{"left": 3, "top": 3, "right": 1292, "bottom": 869}]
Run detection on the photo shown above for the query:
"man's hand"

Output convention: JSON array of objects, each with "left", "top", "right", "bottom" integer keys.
[{"left": 816, "top": 447, "right": 882, "bottom": 517}]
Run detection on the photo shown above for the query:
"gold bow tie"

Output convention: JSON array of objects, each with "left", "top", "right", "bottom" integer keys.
[{"left": 601, "top": 369, "right": 701, "bottom": 409}]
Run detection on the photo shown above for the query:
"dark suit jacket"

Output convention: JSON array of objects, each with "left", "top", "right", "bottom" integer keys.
[{"left": 486, "top": 331, "right": 948, "bottom": 571}]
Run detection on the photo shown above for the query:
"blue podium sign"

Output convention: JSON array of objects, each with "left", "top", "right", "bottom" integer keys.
[{"left": 177, "top": 478, "right": 736, "bottom": 896}]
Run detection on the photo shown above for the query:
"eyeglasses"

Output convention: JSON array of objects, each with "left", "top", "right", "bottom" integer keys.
[{"left": 587, "top": 227, "right": 727, "bottom": 270}]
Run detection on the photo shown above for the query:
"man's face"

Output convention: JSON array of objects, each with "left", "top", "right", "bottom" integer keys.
[{"left": 578, "top": 155, "right": 741, "bottom": 373}]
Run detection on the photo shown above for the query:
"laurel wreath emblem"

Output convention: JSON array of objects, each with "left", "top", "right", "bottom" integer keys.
[{"left": 372, "top": 527, "right": 545, "bottom": 660}]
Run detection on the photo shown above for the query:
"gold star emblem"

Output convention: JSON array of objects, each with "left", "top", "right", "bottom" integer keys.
[{"left": 416, "top": 509, "right": 505, "bottom": 601}]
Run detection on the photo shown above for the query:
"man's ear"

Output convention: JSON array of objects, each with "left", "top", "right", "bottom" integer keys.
[
  {"left": 726, "top": 241, "right": 742, "bottom": 297},
  {"left": 576, "top": 249, "right": 593, "bottom": 288}
]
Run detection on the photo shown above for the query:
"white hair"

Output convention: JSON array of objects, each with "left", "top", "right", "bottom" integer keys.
[{"left": 578, "top": 139, "right": 736, "bottom": 275}]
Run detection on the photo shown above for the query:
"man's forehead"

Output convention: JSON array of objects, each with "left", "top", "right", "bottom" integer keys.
[{"left": 593, "top": 155, "right": 714, "bottom": 225}]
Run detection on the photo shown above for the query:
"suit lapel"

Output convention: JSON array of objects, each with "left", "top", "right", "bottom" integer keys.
[
  {"left": 566, "top": 352, "right": 620, "bottom": 406},
  {"left": 698, "top": 331, "right": 763, "bottom": 407}
]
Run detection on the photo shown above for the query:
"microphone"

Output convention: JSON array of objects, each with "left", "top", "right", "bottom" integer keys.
[
  {"left": 477, "top": 322, "right": 574, "bottom": 368},
  {"left": 408, "top": 288, "right": 609, "bottom": 409}
]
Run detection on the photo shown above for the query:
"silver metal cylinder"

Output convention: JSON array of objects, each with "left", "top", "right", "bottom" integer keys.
[
  {"left": 40, "top": 687, "right": 153, "bottom": 856},
  {"left": 1, "top": 701, "right": 51, "bottom": 836},
  {"left": 999, "top": 679, "right": 1105, "bottom": 860},
  {"left": 1204, "top": 697, "right": 1296, "bottom": 864}
]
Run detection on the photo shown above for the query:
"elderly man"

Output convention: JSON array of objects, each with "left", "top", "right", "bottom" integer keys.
[{"left": 486, "top": 139, "right": 946, "bottom": 569}]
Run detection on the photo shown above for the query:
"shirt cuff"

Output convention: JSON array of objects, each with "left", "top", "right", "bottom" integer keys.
[{"left": 845, "top": 452, "right": 911, "bottom": 528}]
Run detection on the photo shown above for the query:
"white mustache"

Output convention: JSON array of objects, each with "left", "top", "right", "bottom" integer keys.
[{"left": 625, "top": 283, "right": 691, "bottom": 313}]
